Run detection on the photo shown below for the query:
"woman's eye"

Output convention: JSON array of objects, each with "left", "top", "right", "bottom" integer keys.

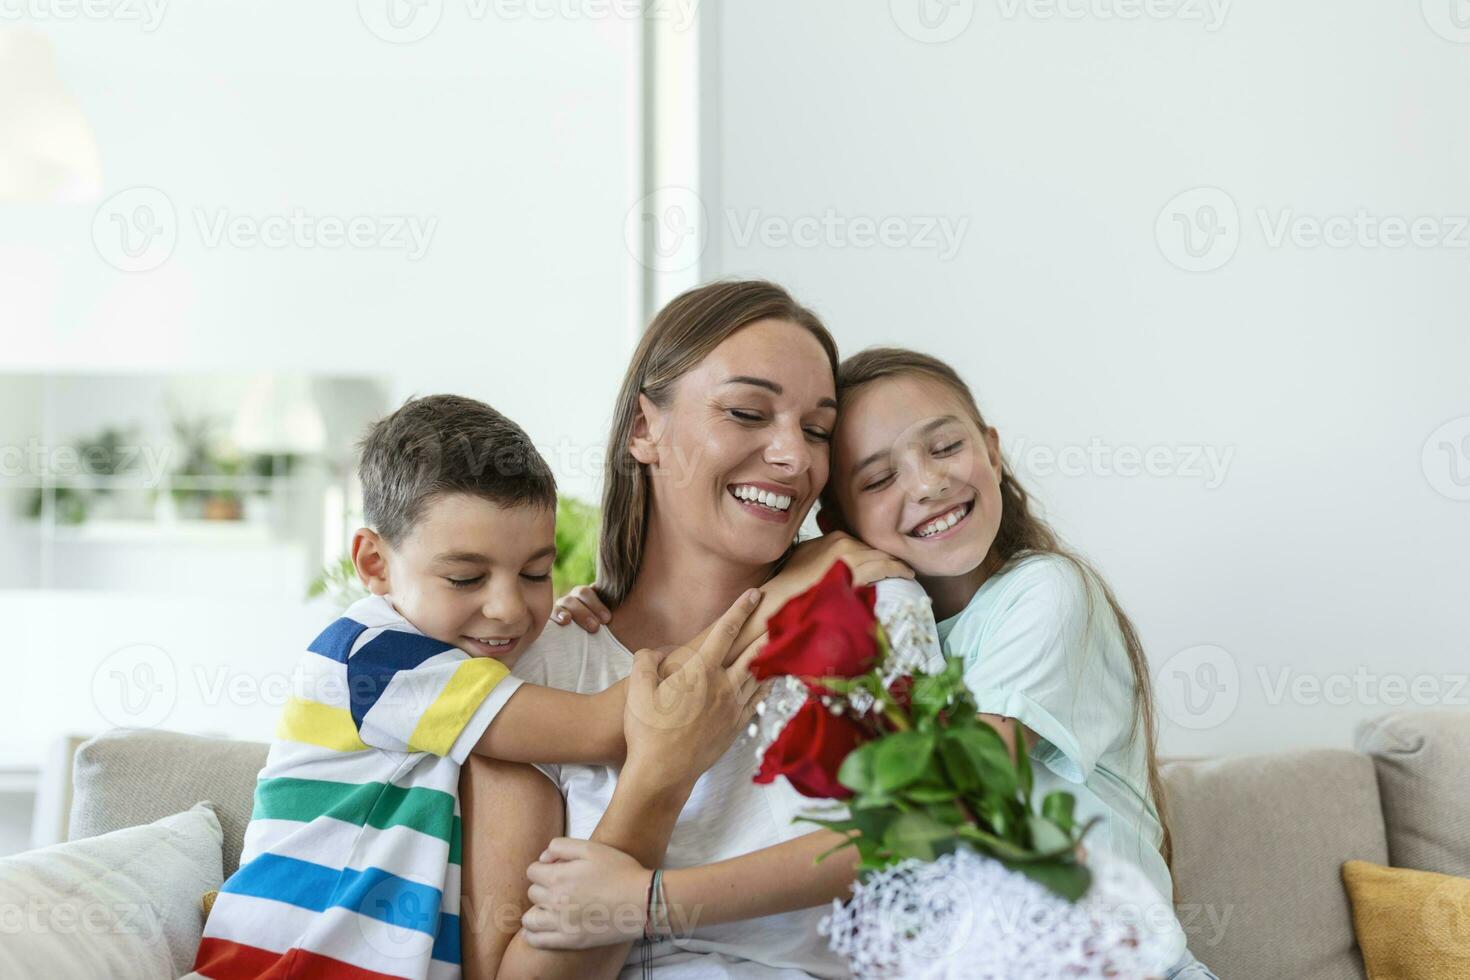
[
  {"left": 447, "top": 576, "right": 484, "bottom": 589},
  {"left": 729, "top": 409, "right": 764, "bottom": 423},
  {"left": 933, "top": 440, "right": 963, "bottom": 456},
  {"left": 862, "top": 472, "right": 896, "bottom": 493},
  {"left": 804, "top": 427, "right": 833, "bottom": 443}
]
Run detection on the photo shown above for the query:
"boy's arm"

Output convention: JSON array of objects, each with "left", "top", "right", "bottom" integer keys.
[{"left": 472, "top": 679, "right": 626, "bottom": 766}]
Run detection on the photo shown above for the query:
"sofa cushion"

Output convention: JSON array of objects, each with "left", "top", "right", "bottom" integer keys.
[
  {"left": 1163, "top": 748, "right": 1388, "bottom": 980},
  {"left": 1341, "top": 859, "right": 1470, "bottom": 980},
  {"left": 70, "top": 728, "right": 268, "bottom": 878},
  {"left": 1355, "top": 711, "right": 1470, "bottom": 877},
  {"left": 0, "top": 802, "right": 223, "bottom": 980}
]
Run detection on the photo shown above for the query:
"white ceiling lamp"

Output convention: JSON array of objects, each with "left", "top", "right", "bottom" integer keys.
[{"left": 0, "top": 28, "right": 102, "bottom": 204}]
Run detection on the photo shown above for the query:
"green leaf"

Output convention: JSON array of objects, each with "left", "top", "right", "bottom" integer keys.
[
  {"left": 882, "top": 811, "right": 952, "bottom": 863},
  {"left": 1027, "top": 814, "right": 1072, "bottom": 854},
  {"left": 1007, "top": 858, "right": 1093, "bottom": 902},
  {"left": 945, "top": 726, "right": 1018, "bottom": 799},
  {"left": 1041, "top": 791, "right": 1076, "bottom": 833},
  {"left": 903, "top": 784, "right": 959, "bottom": 804},
  {"left": 1010, "top": 718, "right": 1033, "bottom": 804},
  {"left": 850, "top": 806, "right": 898, "bottom": 843},
  {"left": 937, "top": 739, "right": 980, "bottom": 793},
  {"left": 838, "top": 740, "right": 880, "bottom": 794},
  {"left": 952, "top": 823, "right": 1040, "bottom": 862},
  {"left": 873, "top": 731, "right": 935, "bottom": 793}
]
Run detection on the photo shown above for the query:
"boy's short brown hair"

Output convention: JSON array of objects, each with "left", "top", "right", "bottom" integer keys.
[{"left": 358, "top": 394, "right": 556, "bottom": 545}]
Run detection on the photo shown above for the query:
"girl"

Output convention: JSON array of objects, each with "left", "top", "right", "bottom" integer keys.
[{"left": 545, "top": 347, "right": 1218, "bottom": 979}]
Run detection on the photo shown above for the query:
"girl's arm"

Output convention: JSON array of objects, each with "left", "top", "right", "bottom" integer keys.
[{"left": 554, "top": 531, "right": 914, "bottom": 658}]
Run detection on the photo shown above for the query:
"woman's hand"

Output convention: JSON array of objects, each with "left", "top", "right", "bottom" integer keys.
[
  {"left": 521, "top": 838, "right": 651, "bottom": 950},
  {"left": 552, "top": 584, "right": 611, "bottom": 633},
  {"left": 622, "top": 588, "right": 765, "bottom": 787}
]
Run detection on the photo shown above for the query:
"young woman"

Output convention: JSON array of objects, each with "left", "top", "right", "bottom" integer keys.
[
  {"left": 544, "top": 347, "right": 1220, "bottom": 979},
  {"left": 457, "top": 281, "right": 911, "bottom": 979}
]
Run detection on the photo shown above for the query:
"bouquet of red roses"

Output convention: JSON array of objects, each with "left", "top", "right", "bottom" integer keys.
[{"left": 750, "top": 562, "right": 1095, "bottom": 901}]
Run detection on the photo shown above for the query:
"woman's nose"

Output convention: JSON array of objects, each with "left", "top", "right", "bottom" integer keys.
[{"left": 763, "top": 421, "right": 812, "bottom": 473}]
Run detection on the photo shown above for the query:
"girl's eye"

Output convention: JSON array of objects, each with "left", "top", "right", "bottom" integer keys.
[
  {"left": 521, "top": 572, "right": 552, "bottom": 583},
  {"left": 933, "top": 440, "right": 963, "bottom": 456},
  {"left": 862, "top": 472, "right": 896, "bottom": 493},
  {"left": 447, "top": 576, "right": 484, "bottom": 589}
]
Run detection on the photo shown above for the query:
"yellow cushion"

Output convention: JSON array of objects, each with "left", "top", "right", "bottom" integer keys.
[{"left": 1341, "top": 860, "right": 1470, "bottom": 980}]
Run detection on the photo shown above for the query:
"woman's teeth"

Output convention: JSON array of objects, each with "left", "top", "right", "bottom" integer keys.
[
  {"left": 912, "top": 503, "right": 970, "bottom": 538},
  {"left": 730, "top": 484, "right": 793, "bottom": 512}
]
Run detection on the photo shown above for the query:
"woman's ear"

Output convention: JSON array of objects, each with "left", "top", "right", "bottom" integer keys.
[
  {"left": 351, "top": 527, "right": 391, "bottom": 596},
  {"left": 983, "top": 426, "right": 1003, "bottom": 475},
  {"left": 628, "top": 392, "right": 664, "bottom": 466}
]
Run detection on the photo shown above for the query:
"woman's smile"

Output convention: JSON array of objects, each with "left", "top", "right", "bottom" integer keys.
[{"left": 727, "top": 480, "right": 799, "bottom": 524}]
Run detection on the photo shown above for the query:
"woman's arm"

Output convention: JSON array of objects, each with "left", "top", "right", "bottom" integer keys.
[
  {"left": 521, "top": 828, "right": 861, "bottom": 950},
  {"left": 495, "top": 760, "right": 697, "bottom": 979},
  {"left": 463, "top": 591, "right": 766, "bottom": 979},
  {"left": 520, "top": 713, "right": 1039, "bottom": 950},
  {"left": 459, "top": 754, "right": 564, "bottom": 980}
]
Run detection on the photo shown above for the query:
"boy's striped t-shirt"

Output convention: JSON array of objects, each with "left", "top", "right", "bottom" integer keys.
[{"left": 194, "top": 594, "right": 523, "bottom": 980}]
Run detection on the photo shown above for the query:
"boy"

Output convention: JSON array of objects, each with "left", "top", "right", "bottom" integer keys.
[{"left": 193, "top": 394, "right": 625, "bottom": 980}]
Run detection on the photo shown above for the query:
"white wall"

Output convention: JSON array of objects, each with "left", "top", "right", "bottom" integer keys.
[
  {"left": 1, "top": 3, "right": 643, "bottom": 769},
  {"left": 699, "top": 0, "right": 1470, "bottom": 757}
]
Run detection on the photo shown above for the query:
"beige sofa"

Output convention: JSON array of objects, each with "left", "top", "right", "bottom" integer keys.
[{"left": 65, "top": 711, "right": 1470, "bottom": 979}]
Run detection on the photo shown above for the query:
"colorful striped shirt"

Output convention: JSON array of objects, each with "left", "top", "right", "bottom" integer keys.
[{"left": 195, "top": 594, "right": 523, "bottom": 980}]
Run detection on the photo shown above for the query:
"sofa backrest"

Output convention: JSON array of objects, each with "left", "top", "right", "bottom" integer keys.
[
  {"left": 69, "top": 728, "right": 267, "bottom": 878},
  {"left": 1355, "top": 710, "right": 1470, "bottom": 878},
  {"left": 1163, "top": 748, "right": 1387, "bottom": 980}
]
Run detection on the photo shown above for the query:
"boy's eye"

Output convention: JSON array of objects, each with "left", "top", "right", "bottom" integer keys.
[
  {"left": 862, "top": 472, "right": 896, "bottom": 493},
  {"left": 447, "top": 575, "right": 484, "bottom": 589}
]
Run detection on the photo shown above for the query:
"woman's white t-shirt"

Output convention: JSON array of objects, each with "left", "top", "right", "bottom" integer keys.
[{"left": 511, "top": 622, "right": 848, "bottom": 979}]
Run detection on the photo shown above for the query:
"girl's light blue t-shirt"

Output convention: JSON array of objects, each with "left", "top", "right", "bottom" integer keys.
[{"left": 937, "top": 553, "right": 1181, "bottom": 948}]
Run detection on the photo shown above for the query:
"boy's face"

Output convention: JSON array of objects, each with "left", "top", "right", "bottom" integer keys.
[{"left": 354, "top": 493, "right": 556, "bottom": 667}]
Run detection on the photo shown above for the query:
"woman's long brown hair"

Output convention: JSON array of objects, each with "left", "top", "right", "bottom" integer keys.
[
  {"left": 819, "top": 346, "right": 1173, "bottom": 870},
  {"left": 596, "top": 280, "right": 838, "bottom": 607}
]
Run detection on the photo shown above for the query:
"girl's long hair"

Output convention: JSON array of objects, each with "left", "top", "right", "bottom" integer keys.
[
  {"left": 819, "top": 347, "right": 1173, "bottom": 870},
  {"left": 597, "top": 280, "right": 838, "bottom": 607}
]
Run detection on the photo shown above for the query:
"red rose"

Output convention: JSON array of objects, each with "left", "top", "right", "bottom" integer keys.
[
  {"left": 754, "top": 695, "right": 870, "bottom": 799},
  {"left": 751, "top": 561, "right": 880, "bottom": 682}
]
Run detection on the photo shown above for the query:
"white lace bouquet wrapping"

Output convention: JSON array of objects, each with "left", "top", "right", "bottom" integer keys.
[
  {"left": 822, "top": 849, "right": 1177, "bottom": 979},
  {"left": 748, "top": 566, "right": 1175, "bottom": 979}
]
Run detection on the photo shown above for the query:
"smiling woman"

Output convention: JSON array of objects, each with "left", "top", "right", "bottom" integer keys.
[
  {"left": 455, "top": 280, "right": 918, "bottom": 980},
  {"left": 595, "top": 283, "right": 841, "bottom": 611}
]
